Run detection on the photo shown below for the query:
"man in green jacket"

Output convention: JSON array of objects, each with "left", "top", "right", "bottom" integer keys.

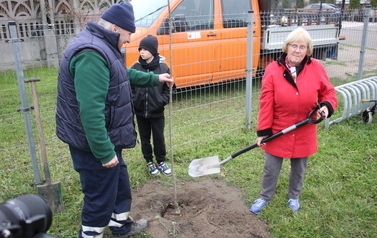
[{"left": 56, "top": 3, "right": 173, "bottom": 238}]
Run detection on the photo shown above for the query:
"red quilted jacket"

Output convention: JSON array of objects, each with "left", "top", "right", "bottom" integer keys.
[{"left": 257, "top": 56, "right": 338, "bottom": 158}]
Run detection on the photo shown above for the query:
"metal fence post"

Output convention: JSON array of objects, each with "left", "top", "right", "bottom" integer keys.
[
  {"left": 245, "top": 10, "right": 254, "bottom": 128},
  {"left": 357, "top": 5, "right": 371, "bottom": 80},
  {"left": 7, "top": 21, "right": 42, "bottom": 185}
]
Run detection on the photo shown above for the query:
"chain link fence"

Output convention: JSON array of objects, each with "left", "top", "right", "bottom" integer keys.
[{"left": 1, "top": 6, "right": 376, "bottom": 204}]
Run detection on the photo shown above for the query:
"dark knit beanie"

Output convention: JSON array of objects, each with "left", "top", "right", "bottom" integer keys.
[
  {"left": 138, "top": 35, "right": 158, "bottom": 57},
  {"left": 101, "top": 2, "right": 136, "bottom": 33}
]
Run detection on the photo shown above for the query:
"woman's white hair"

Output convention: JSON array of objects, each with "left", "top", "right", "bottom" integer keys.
[
  {"left": 282, "top": 27, "right": 313, "bottom": 56},
  {"left": 98, "top": 19, "right": 113, "bottom": 30}
]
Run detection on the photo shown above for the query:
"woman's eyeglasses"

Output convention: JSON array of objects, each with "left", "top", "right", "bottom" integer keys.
[{"left": 288, "top": 44, "right": 308, "bottom": 51}]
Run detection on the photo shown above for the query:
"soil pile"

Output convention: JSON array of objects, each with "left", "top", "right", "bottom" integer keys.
[{"left": 130, "top": 178, "right": 271, "bottom": 238}]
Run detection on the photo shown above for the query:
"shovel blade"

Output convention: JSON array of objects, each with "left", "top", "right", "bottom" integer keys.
[
  {"left": 37, "top": 181, "right": 64, "bottom": 213},
  {"left": 188, "top": 155, "right": 221, "bottom": 177}
]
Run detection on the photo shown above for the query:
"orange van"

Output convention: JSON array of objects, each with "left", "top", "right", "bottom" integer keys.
[{"left": 124, "top": 0, "right": 261, "bottom": 88}]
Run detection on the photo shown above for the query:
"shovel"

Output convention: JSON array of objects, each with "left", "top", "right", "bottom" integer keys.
[
  {"left": 188, "top": 107, "right": 325, "bottom": 177},
  {"left": 25, "top": 78, "right": 64, "bottom": 213}
]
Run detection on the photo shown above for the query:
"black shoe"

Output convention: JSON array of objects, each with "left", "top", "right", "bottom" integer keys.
[{"left": 112, "top": 219, "right": 148, "bottom": 238}]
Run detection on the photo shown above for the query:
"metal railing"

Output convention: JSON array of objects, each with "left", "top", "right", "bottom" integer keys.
[{"left": 325, "top": 76, "right": 377, "bottom": 128}]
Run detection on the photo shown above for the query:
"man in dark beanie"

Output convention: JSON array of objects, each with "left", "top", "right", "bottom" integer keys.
[
  {"left": 101, "top": 2, "right": 136, "bottom": 34},
  {"left": 56, "top": 2, "right": 173, "bottom": 238}
]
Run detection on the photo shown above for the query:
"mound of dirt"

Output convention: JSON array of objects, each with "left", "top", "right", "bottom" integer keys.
[{"left": 130, "top": 178, "right": 271, "bottom": 238}]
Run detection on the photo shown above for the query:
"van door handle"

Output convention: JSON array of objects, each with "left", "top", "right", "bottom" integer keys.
[{"left": 207, "top": 34, "right": 217, "bottom": 37}]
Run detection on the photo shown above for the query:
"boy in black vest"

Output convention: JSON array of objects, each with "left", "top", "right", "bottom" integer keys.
[{"left": 131, "top": 35, "right": 172, "bottom": 176}]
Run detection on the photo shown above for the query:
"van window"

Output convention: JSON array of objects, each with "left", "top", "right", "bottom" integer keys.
[
  {"left": 157, "top": 0, "right": 214, "bottom": 35},
  {"left": 221, "top": 0, "right": 251, "bottom": 28},
  {"left": 132, "top": 0, "right": 170, "bottom": 28},
  {"left": 172, "top": 0, "right": 214, "bottom": 31}
]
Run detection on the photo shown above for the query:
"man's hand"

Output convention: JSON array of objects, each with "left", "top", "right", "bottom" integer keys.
[
  {"left": 159, "top": 73, "right": 174, "bottom": 87},
  {"left": 102, "top": 155, "right": 119, "bottom": 168}
]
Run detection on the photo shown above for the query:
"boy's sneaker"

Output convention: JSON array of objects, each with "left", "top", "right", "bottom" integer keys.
[
  {"left": 112, "top": 219, "right": 148, "bottom": 238},
  {"left": 288, "top": 198, "right": 300, "bottom": 212},
  {"left": 250, "top": 198, "right": 268, "bottom": 214},
  {"left": 156, "top": 162, "right": 172, "bottom": 176},
  {"left": 147, "top": 162, "right": 160, "bottom": 175}
]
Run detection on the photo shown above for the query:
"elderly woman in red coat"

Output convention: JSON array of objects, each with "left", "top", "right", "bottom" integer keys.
[{"left": 250, "top": 27, "right": 338, "bottom": 213}]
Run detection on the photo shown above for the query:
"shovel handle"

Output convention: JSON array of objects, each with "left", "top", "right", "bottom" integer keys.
[
  {"left": 25, "top": 78, "right": 52, "bottom": 184},
  {"left": 220, "top": 107, "right": 324, "bottom": 165}
]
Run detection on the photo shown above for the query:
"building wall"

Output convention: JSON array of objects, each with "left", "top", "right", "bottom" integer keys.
[{"left": 0, "top": 0, "right": 125, "bottom": 69}]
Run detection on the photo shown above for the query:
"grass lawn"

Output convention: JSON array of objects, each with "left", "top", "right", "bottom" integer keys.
[{"left": 0, "top": 67, "right": 376, "bottom": 238}]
